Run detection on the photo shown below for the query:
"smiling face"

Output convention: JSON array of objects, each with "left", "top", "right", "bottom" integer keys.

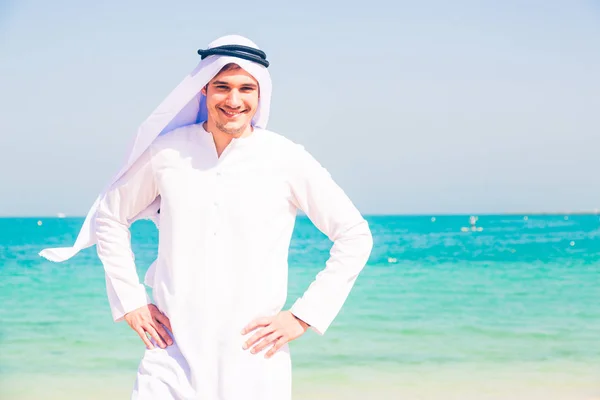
[{"left": 201, "top": 64, "right": 260, "bottom": 137}]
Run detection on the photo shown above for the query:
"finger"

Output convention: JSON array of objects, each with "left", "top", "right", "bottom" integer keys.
[
  {"left": 152, "top": 319, "right": 173, "bottom": 346},
  {"left": 144, "top": 324, "right": 167, "bottom": 349},
  {"left": 243, "top": 326, "right": 275, "bottom": 350},
  {"left": 251, "top": 332, "right": 282, "bottom": 354},
  {"left": 154, "top": 311, "right": 173, "bottom": 333},
  {"left": 136, "top": 328, "right": 154, "bottom": 349},
  {"left": 265, "top": 337, "right": 288, "bottom": 359},
  {"left": 241, "top": 316, "right": 272, "bottom": 334},
  {"left": 153, "top": 314, "right": 173, "bottom": 345}
]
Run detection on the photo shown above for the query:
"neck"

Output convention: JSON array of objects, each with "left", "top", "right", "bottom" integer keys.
[{"left": 203, "top": 121, "right": 253, "bottom": 157}]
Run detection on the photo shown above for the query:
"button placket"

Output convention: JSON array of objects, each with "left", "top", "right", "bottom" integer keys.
[{"left": 212, "top": 169, "right": 222, "bottom": 236}]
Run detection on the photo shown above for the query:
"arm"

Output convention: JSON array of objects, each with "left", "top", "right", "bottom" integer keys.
[
  {"left": 288, "top": 145, "right": 373, "bottom": 335},
  {"left": 95, "top": 147, "right": 159, "bottom": 322},
  {"left": 241, "top": 145, "right": 372, "bottom": 357}
]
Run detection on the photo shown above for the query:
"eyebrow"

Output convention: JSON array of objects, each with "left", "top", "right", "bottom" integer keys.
[{"left": 211, "top": 80, "right": 258, "bottom": 88}]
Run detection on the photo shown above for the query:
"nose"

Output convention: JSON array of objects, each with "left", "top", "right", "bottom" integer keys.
[{"left": 225, "top": 89, "right": 242, "bottom": 108}]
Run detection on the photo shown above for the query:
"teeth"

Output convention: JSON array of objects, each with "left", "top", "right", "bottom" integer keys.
[{"left": 222, "top": 109, "right": 242, "bottom": 117}]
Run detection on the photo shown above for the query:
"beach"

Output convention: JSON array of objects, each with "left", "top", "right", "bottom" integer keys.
[
  {"left": 2, "top": 364, "right": 598, "bottom": 399},
  {"left": 1, "top": 215, "right": 599, "bottom": 399}
]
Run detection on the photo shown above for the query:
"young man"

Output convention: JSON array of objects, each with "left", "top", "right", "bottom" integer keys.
[{"left": 42, "top": 35, "right": 373, "bottom": 399}]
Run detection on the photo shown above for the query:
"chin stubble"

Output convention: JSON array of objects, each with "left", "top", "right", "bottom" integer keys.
[{"left": 215, "top": 121, "right": 249, "bottom": 136}]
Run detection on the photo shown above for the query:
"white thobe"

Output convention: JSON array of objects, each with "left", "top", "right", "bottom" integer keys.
[{"left": 95, "top": 123, "right": 373, "bottom": 400}]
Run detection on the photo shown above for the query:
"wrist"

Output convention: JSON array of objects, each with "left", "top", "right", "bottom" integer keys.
[{"left": 290, "top": 312, "right": 310, "bottom": 329}]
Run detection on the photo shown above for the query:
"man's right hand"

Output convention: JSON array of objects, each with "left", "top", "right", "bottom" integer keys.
[{"left": 124, "top": 304, "right": 173, "bottom": 349}]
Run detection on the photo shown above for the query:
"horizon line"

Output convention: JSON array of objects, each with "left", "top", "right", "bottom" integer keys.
[{"left": 2, "top": 211, "right": 599, "bottom": 219}]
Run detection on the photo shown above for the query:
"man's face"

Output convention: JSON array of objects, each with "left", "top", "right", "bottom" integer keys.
[{"left": 202, "top": 66, "right": 259, "bottom": 136}]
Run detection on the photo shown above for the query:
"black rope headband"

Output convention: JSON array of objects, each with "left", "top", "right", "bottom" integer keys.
[{"left": 197, "top": 44, "right": 269, "bottom": 68}]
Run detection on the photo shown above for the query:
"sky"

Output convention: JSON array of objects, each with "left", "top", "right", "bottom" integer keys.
[{"left": 1, "top": 0, "right": 599, "bottom": 216}]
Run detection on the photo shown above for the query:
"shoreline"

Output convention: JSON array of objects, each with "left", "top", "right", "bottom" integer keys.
[{"left": 2, "top": 364, "right": 599, "bottom": 400}]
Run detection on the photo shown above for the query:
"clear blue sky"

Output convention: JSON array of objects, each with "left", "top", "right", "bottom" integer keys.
[{"left": 1, "top": 0, "right": 599, "bottom": 216}]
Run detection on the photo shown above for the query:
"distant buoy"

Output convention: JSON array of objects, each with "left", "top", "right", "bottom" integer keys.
[
  {"left": 476, "top": 227, "right": 484, "bottom": 232},
  {"left": 387, "top": 257, "right": 397, "bottom": 263},
  {"left": 523, "top": 216, "right": 528, "bottom": 221},
  {"left": 461, "top": 227, "right": 469, "bottom": 232},
  {"left": 37, "top": 220, "right": 42, "bottom": 226},
  {"left": 431, "top": 217, "right": 436, "bottom": 222},
  {"left": 570, "top": 241, "right": 575, "bottom": 246}
]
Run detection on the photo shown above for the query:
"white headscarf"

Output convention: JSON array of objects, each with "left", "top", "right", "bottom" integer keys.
[{"left": 39, "top": 35, "right": 272, "bottom": 262}]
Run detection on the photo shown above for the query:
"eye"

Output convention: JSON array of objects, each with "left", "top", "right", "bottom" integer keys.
[
  {"left": 215, "top": 85, "right": 229, "bottom": 90},
  {"left": 241, "top": 86, "right": 256, "bottom": 92}
]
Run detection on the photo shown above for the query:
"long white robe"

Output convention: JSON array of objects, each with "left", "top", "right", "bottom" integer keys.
[{"left": 95, "top": 123, "right": 373, "bottom": 400}]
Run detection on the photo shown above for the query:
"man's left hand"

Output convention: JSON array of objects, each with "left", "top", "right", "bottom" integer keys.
[{"left": 241, "top": 310, "right": 310, "bottom": 358}]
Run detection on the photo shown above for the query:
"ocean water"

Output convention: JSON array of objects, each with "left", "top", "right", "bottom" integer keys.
[{"left": 1, "top": 215, "right": 599, "bottom": 399}]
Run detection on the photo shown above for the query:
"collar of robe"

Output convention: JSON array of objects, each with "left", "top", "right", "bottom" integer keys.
[{"left": 197, "top": 45, "right": 270, "bottom": 68}]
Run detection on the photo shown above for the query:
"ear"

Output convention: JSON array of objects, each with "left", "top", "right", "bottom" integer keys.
[{"left": 201, "top": 85, "right": 207, "bottom": 96}]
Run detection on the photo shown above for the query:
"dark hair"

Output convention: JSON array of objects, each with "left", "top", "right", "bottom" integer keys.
[{"left": 218, "top": 63, "right": 241, "bottom": 73}]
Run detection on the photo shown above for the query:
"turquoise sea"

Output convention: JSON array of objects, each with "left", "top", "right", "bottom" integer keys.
[{"left": 1, "top": 215, "right": 599, "bottom": 399}]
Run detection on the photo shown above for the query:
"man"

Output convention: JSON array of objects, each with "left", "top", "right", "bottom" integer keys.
[{"left": 42, "top": 35, "right": 373, "bottom": 400}]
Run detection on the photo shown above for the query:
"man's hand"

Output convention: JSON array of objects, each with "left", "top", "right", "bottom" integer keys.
[
  {"left": 124, "top": 304, "right": 173, "bottom": 349},
  {"left": 241, "top": 310, "right": 310, "bottom": 358}
]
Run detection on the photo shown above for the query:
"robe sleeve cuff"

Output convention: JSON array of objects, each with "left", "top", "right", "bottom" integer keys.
[
  {"left": 290, "top": 299, "right": 329, "bottom": 335},
  {"left": 109, "top": 283, "right": 152, "bottom": 322}
]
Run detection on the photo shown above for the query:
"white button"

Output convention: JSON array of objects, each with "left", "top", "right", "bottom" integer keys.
[
  {"left": 214, "top": 201, "right": 219, "bottom": 206},
  {"left": 216, "top": 171, "right": 222, "bottom": 177}
]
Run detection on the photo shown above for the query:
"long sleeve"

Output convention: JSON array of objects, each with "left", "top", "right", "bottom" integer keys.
[
  {"left": 95, "top": 148, "right": 159, "bottom": 322},
  {"left": 288, "top": 145, "right": 373, "bottom": 335}
]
